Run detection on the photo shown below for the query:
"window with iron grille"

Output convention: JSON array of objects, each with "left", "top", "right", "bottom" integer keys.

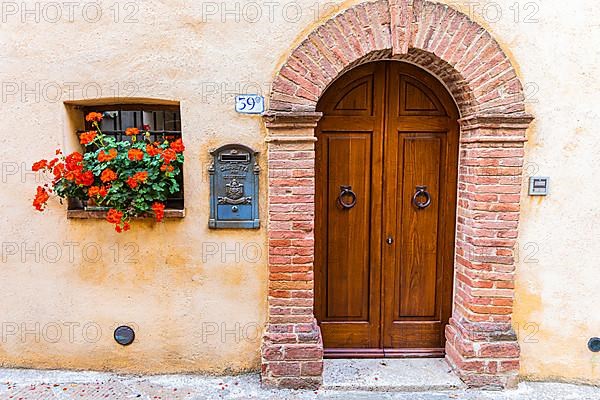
[{"left": 76, "top": 104, "right": 184, "bottom": 210}]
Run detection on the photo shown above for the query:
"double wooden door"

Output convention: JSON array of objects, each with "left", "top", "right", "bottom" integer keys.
[{"left": 315, "top": 61, "right": 459, "bottom": 357}]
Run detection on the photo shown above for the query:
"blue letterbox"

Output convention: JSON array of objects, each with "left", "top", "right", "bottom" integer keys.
[{"left": 208, "top": 144, "right": 260, "bottom": 229}]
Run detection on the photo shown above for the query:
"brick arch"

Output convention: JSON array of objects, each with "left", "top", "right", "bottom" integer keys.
[
  {"left": 261, "top": 0, "right": 534, "bottom": 391},
  {"left": 269, "top": 0, "right": 526, "bottom": 118}
]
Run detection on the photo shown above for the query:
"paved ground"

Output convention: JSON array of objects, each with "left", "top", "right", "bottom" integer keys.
[{"left": 0, "top": 367, "right": 598, "bottom": 399}]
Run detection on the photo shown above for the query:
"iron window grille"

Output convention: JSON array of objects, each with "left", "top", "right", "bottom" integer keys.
[{"left": 74, "top": 104, "right": 184, "bottom": 210}]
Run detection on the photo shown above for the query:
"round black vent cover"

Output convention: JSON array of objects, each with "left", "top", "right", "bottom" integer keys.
[
  {"left": 114, "top": 325, "right": 135, "bottom": 346},
  {"left": 588, "top": 337, "right": 600, "bottom": 352}
]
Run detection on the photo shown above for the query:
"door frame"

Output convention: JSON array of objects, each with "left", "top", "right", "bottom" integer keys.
[{"left": 260, "top": 0, "right": 534, "bottom": 390}]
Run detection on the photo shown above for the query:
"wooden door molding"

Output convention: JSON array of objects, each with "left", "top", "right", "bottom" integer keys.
[{"left": 261, "top": 0, "right": 534, "bottom": 390}]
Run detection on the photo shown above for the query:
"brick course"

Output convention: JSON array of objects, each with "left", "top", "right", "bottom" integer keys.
[{"left": 263, "top": 0, "right": 533, "bottom": 390}]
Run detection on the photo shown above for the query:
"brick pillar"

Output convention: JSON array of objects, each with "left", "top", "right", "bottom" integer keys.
[
  {"left": 260, "top": 112, "right": 324, "bottom": 389},
  {"left": 446, "top": 114, "right": 534, "bottom": 389}
]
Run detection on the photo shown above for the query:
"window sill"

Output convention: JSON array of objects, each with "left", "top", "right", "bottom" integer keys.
[{"left": 67, "top": 209, "right": 186, "bottom": 219}]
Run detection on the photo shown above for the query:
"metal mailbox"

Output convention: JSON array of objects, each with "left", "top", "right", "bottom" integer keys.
[{"left": 209, "top": 144, "right": 260, "bottom": 229}]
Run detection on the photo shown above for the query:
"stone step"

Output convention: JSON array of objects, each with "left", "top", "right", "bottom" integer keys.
[{"left": 322, "top": 358, "right": 466, "bottom": 392}]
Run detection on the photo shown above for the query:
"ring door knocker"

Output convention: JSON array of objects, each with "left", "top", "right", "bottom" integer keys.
[
  {"left": 337, "top": 185, "right": 357, "bottom": 210},
  {"left": 412, "top": 185, "right": 431, "bottom": 210}
]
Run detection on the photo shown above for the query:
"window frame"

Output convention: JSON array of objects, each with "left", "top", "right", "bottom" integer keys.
[{"left": 67, "top": 103, "right": 185, "bottom": 217}]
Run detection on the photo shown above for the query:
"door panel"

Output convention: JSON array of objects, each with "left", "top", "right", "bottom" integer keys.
[
  {"left": 315, "top": 61, "right": 458, "bottom": 357},
  {"left": 324, "top": 133, "right": 372, "bottom": 321},
  {"left": 397, "top": 135, "right": 442, "bottom": 319},
  {"left": 315, "top": 63, "right": 385, "bottom": 350},
  {"left": 400, "top": 76, "right": 446, "bottom": 116},
  {"left": 332, "top": 78, "right": 373, "bottom": 115}
]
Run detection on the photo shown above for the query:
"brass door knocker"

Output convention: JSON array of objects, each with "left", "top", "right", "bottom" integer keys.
[
  {"left": 412, "top": 185, "right": 431, "bottom": 210},
  {"left": 337, "top": 185, "right": 357, "bottom": 210}
]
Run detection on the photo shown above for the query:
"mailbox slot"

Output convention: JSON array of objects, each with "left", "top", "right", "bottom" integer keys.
[{"left": 220, "top": 153, "right": 249, "bottom": 162}]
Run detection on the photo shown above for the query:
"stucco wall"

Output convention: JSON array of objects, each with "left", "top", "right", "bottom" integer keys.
[
  {"left": 0, "top": 0, "right": 598, "bottom": 384},
  {"left": 0, "top": 0, "right": 273, "bottom": 373}
]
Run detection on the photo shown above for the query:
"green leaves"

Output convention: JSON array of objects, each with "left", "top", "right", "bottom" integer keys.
[{"left": 169, "top": 181, "right": 180, "bottom": 194}]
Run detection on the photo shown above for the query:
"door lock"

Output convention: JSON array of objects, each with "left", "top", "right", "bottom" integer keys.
[{"left": 386, "top": 236, "right": 394, "bottom": 245}]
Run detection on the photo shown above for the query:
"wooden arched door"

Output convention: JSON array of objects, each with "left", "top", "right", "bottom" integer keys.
[{"left": 315, "top": 61, "right": 459, "bottom": 357}]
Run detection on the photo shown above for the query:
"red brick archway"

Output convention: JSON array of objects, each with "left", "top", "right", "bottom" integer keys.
[{"left": 261, "top": 0, "right": 533, "bottom": 390}]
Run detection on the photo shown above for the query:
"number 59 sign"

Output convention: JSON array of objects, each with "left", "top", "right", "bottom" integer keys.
[{"left": 235, "top": 94, "right": 265, "bottom": 115}]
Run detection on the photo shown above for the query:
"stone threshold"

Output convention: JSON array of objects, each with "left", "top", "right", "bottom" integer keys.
[{"left": 322, "top": 358, "right": 466, "bottom": 392}]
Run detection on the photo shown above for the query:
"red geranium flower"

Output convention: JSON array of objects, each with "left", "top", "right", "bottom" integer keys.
[
  {"left": 126, "top": 176, "right": 139, "bottom": 189},
  {"left": 52, "top": 163, "right": 65, "bottom": 180},
  {"left": 125, "top": 127, "right": 140, "bottom": 136},
  {"left": 170, "top": 138, "right": 185, "bottom": 153},
  {"left": 127, "top": 171, "right": 148, "bottom": 189},
  {"left": 115, "top": 221, "right": 130, "bottom": 233},
  {"left": 100, "top": 168, "right": 117, "bottom": 183},
  {"left": 75, "top": 170, "right": 94, "bottom": 186},
  {"left": 65, "top": 152, "right": 83, "bottom": 170},
  {"left": 98, "top": 148, "right": 117, "bottom": 162},
  {"left": 133, "top": 171, "right": 148, "bottom": 182},
  {"left": 32, "top": 160, "right": 48, "bottom": 171},
  {"left": 160, "top": 164, "right": 174, "bottom": 173},
  {"left": 128, "top": 148, "right": 144, "bottom": 161},
  {"left": 33, "top": 186, "right": 50, "bottom": 211},
  {"left": 126, "top": 171, "right": 148, "bottom": 189},
  {"left": 64, "top": 170, "right": 77, "bottom": 181},
  {"left": 88, "top": 186, "right": 108, "bottom": 197},
  {"left": 79, "top": 131, "right": 97, "bottom": 145},
  {"left": 106, "top": 208, "right": 123, "bottom": 224},
  {"left": 161, "top": 148, "right": 177, "bottom": 164},
  {"left": 107, "top": 208, "right": 130, "bottom": 233},
  {"left": 85, "top": 112, "right": 103, "bottom": 122},
  {"left": 48, "top": 158, "right": 59, "bottom": 169},
  {"left": 146, "top": 144, "right": 161, "bottom": 157},
  {"left": 151, "top": 202, "right": 165, "bottom": 222}
]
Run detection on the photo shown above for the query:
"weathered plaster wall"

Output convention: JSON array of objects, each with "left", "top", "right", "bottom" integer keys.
[
  {"left": 0, "top": 0, "right": 275, "bottom": 373},
  {"left": 430, "top": 0, "right": 600, "bottom": 385},
  {"left": 437, "top": 0, "right": 600, "bottom": 385},
  {"left": 0, "top": 0, "right": 598, "bottom": 383},
  {"left": 497, "top": 1, "right": 600, "bottom": 385}
]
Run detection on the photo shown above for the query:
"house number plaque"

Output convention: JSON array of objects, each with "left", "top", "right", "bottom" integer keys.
[{"left": 209, "top": 144, "right": 260, "bottom": 229}]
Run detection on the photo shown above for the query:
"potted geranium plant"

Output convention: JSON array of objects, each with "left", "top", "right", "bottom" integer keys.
[{"left": 32, "top": 112, "right": 184, "bottom": 232}]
